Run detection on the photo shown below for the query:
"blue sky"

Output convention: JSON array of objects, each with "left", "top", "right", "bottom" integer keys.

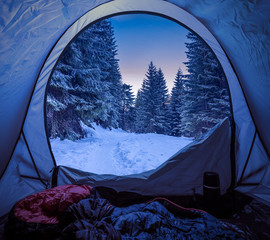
[{"left": 110, "top": 13, "right": 190, "bottom": 94}]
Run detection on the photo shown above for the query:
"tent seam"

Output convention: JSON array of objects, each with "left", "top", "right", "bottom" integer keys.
[
  {"left": 22, "top": 131, "right": 48, "bottom": 188},
  {"left": 20, "top": 174, "right": 48, "bottom": 182},
  {"left": 237, "top": 131, "right": 257, "bottom": 186}
]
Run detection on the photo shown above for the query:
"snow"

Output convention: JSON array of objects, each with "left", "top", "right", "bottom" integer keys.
[{"left": 50, "top": 124, "right": 193, "bottom": 176}]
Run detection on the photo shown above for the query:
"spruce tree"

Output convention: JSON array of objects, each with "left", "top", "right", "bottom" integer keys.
[
  {"left": 169, "top": 68, "right": 184, "bottom": 136},
  {"left": 97, "top": 20, "right": 122, "bottom": 129},
  {"left": 135, "top": 61, "right": 157, "bottom": 133},
  {"left": 47, "top": 19, "right": 122, "bottom": 140},
  {"left": 152, "top": 68, "right": 169, "bottom": 134},
  {"left": 120, "top": 83, "right": 135, "bottom": 131},
  {"left": 135, "top": 62, "right": 169, "bottom": 134},
  {"left": 134, "top": 89, "right": 146, "bottom": 133},
  {"left": 181, "top": 33, "right": 231, "bottom": 137}
]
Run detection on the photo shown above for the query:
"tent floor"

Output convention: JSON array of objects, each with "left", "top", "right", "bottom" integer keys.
[
  {"left": 180, "top": 190, "right": 270, "bottom": 239},
  {"left": 221, "top": 192, "right": 270, "bottom": 239},
  {"left": 0, "top": 189, "right": 269, "bottom": 239}
]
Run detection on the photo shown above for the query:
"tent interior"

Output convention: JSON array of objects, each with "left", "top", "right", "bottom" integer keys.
[{"left": 0, "top": 0, "right": 270, "bottom": 239}]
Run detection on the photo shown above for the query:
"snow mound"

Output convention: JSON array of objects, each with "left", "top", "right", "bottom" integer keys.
[{"left": 50, "top": 124, "right": 193, "bottom": 176}]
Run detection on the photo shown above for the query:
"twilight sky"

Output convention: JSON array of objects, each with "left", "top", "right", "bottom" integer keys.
[{"left": 110, "top": 14, "right": 190, "bottom": 94}]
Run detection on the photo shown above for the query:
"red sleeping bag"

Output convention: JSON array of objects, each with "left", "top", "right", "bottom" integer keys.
[{"left": 14, "top": 184, "right": 92, "bottom": 224}]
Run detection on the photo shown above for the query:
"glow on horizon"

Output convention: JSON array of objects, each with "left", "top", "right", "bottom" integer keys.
[{"left": 110, "top": 14, "right": 190, "bottom": 95}]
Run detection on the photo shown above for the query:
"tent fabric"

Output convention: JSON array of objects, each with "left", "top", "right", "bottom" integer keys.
[
  {"left": 0, "top": 0, "right": 110, "bottom": 176},
  {"left": 0, "top": 0, "right": 269, "bottom": 218},
  {"left": 55, "top": 118, "right": 231, "bottom": 196},
  {"left": 170, "top": 0, "right": 270, "bottom": 155}
]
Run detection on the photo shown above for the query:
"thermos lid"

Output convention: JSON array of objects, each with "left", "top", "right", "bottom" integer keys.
[{"left": 203, "top": 172, "right": 220, "bottom": 188}]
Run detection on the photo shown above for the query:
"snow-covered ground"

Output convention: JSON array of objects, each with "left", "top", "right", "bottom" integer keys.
[{"left": 50, "top": 124, "right": 193, "bottom": 176}]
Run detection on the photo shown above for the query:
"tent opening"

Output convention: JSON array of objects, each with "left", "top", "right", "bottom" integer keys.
[
  {"left": 45, "top": 13, "right": 232, "bottom": 176},
  {"left": 2, "top": 1, "right": 270, "bottom": 238}
]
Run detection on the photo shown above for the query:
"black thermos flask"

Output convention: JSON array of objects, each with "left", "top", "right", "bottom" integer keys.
[{"left": 203, "top": 172, "right": 220, "bottom": 213}]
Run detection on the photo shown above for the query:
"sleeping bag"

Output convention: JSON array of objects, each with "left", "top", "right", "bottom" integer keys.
[{"left": 4, "top": 185, "right": 244, "bottom": 239}]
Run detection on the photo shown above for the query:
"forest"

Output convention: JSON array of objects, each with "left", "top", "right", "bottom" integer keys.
[{"left": 46, "top": 19, "right": 231, "bottom": 140}]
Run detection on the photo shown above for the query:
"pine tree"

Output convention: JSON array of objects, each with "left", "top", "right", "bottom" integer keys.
[
  {"left": 135, "top": 62, "right": 156, "bottom": 133},
  {"left": 47, "top": 19, "right": 122, "bottom": 140},
  {"left": 134, "top": 62, "right": 169, "bottom": 134},
  {"left": 120, "top": 83, "right": 135, "bottom": 131},
  {"left": 181, "top": 33, "right": 231, "bottom": 137},
  {"left": 169, "top": 68, "right": 184, "bottom": 136},
  {"left": 96, "top": 20, "right": 123, "bottom": 129},
  {"left": 46, "top": 40, "right": 92, "bottom": 140},
  {"left": 152, "top": 68, "right": 169, "bottom": 134},
  {"left": 134, "top": 89, "right": 145, "bottom": 133},
  {"left": 67, "top": 22, "right": 112, "bottom": 128}
]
